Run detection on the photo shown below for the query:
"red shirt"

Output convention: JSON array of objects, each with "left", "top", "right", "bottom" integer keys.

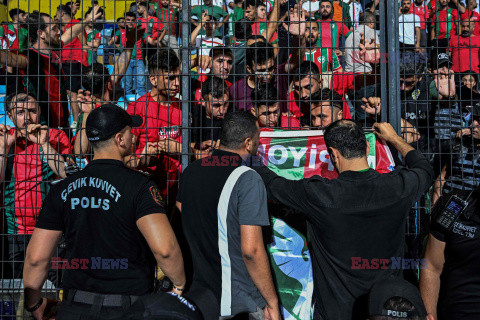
[
  {"left": 410, "top": 3, "right": 429, "bottom": 30},
  {"left": 461, "top": 10, "right": 480, "bottom": 36},
  {"left": 115, "top": 29, "right": 143, "bottom": 59},
  {"left": 61, "top": 19, "right": 88, "bottom": 66},
  {"left": 431, "top": 8, "right": 458, "bottom": 39},
  {"left": 137, "top": 16, "right": 164, "bottom": 40},
  {"left": 317, "top": 19, "right": 350, "bottom": 49},
  {"left": 127, "top": 92, "right": 181, "bottom": 197},
  {"left": 449, "top": 35, "right": 480, "bottom": 73}
]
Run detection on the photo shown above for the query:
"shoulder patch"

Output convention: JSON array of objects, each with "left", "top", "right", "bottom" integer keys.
[{"left": 150, "top": 186, "right": 164, "bottom": 206}]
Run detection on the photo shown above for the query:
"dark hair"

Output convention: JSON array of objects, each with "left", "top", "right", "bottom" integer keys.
[
  {"left": 234, "top": 19, "right": 253, "bottom": 40},
  {"left": 400, "top": 52, "right": 426, "bottom": 76},
  {"left": 148, "top": 49, "right": 180, "bottom": 74},
  {"left": 461, "top": 71, "right": 478, "bottom": 83},
  {"left": 246, "top": 42, "right": 274, "bottom": 69},
  {"left": 292, "top": 61, "right": 320, "bottom": 83},
  {"left": 137, "top": 1, "right": 148, "bottom": 8},
  {"left": 117, "top": 16, "right": 125, "bottom": 22},
  {"left": 27, "top": 11, "right": 51, "bottom": 44},
  {"left": 125, "top": 11, "right": 137, "bottom": 19},
  {"left": 210, "top": 47, "right": 234, "bottom": 60},
  {"left": 324, "top": 119, "right": 367, "bottom": 159},
  {"left": 251, "top": 84, "right": 277, "bottom": 107},
  {"left": 254, "top": 0, "right": 266, "bottom": 8},
  {"left": 82, "top": 63, "right": 111, "bottom": 97},
  {"left": 219, "top": 112, "right": 259, "bottom": 149},
  {"left": 244, "top": 0, "right": 256, "bottom": 8},
  {"left": 371, "top": 297, "right": 425, "bottom": 320},
  {"left": 359, "top": 11, "right": 376, "bottom": 24},
  {"left": 5, "top": 91, "right": 37, "bottom": 112},
  {"left": 310, "top": 88, "right": 343, "bottom": 110},
  {"left": 57, "top": 4, "right": 73, "bottom": 17},
  {"left": 9, "top": 9, "right": 25, "bottom": 20},
  {"left": 201, "top": 76, "right": 230, "bottom": 99},
  {"left": 246, "top": 34, "right": 267, "bottom": 42}
]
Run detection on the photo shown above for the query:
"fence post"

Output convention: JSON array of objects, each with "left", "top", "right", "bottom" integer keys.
[
  {"left": 181, "top": 0, "right": 190, "bottom": 171},
  {"left": 380, "top": 0, "right": 387, "bottom": 123},
  {"left": 380, "top": 0, "right": 402, "bottom": 134}
]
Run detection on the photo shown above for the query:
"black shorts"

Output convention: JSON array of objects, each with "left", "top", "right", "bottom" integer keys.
[{"left": 62, "top": 62, "right": 83, "bottom": 92}]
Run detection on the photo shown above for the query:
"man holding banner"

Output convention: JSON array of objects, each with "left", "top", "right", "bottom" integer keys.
[{"left": 254, "top": 120, "right": 434, "bottom": 320}]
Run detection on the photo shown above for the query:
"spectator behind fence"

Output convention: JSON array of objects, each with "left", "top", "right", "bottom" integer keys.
[
  {"left": 254, "top": 120, "right": 434, "bottom": 319},
  {"left": 316, "top": 0, "right": 351, "bottom": 58},
  {"left": 191, "top": 76, "right": 230, "bottom": 158},
  {"left": 55, "top": 4, "right": 88, "bottom": 126},
  {"left": 158, "top": 0, "right": 179, "bottom": 54},
  {"left": 409, "top": 0, "right": 429, "bottom": 49},
  {"left": 369, "top": 277, "right": 431, "bottom": 320},
  {"left": 0, "top": 92, "right": 69, "bottom": 279},
  {"left": 303, "top": 19, "right": 343, "bottom": 73},
  {"left": 460, "top": 0, "right": 480, "bottom": 35},
  {"left": 344, "top": 11, "right": 380, "bottom": 74},
  {"left": 250, "top": 83, "right": 284, "bottom": 128},
  {"left": 23, "top": 104, "right": 186, "bottom": 320},
  {"left": 177, "top": 111, "right": 281, "bottom": 320},
  {"left": 110, "top": 12, "right": 146, "bottom": 96},
  {"left": 84, "top": 7, "right": 102, "bottom": 66},
  {"left": 449, "top": 17, "right": 480, "bottom": 74},
  {"left": 421, "top": 175, "right": 480, "bottom": 320},
  {"left": 3, "top": 9, "right": 28, "bottom": 53},
  {"left": 137, "top": 1, "right": 165, "bottom": 62},
  {"left": 399, "top": 0, "right": 422, "bottom": 52},
  {"left": 0, "top": 8, "right": 102, "bottom": 128},
  {"left": 126, "top": 49, "right": 182, "bottom": 208},
  {"left": 430, "top": 0, "right": 459, "bottom": 55}
]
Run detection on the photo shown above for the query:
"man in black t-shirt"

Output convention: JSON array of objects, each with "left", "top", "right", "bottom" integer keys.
[
  {"left": 191, "top": 76, "right": 230, "bottom": 159},
  {"left": 23, "top": 104, "right": 186, "bottom": 320},
  {"left": 420, "top": 189, "right": 480, "bottom": 320}
]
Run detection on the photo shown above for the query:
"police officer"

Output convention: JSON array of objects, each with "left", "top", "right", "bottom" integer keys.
[{"left": 23, "top": 104, "right": 186, "bottom": 319}]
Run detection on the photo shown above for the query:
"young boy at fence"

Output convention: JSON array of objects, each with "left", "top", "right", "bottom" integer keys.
[{"left": 126, "top": 49, "right": 182, "bottom": 208}]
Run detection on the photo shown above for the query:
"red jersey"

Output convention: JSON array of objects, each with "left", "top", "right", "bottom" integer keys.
[
  {"left": 449, "top": 35, "right": 480, "bottom": 73},
  {"left": 251, "top": 19, "right": 278, "bottom": 44},
  {"left": 114, "top": 28, "right": 143, "bottom": 59},
  {"left": 432, "top": 8, "right": 458, "bottom": 39},
  {"left": 127, "top": 92, "right": 181, "bottom": 198},
  {"left": 61, "top": 19, "right": 88, "bottom": 66},
  {"left": 410, "top": 2, "right": 429, "bottom": 30},
  {"left": 3, "top": 128, "right": 70, "bottom": 234},
  {"left": 461, "top": 10, "right": 480, "bottom": 36},
  {"left": 159, "top": 6, "right": 177, "bottom": 36},
  {"left": 137, "top": 16, "right": 164, "bottom": 40},
  {"left": 317, "top": 19, "right": 350, "bottom": 49}
]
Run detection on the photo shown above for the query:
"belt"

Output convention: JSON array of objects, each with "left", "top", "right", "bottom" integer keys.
[{"left": 66, "top": 289, "right": 141, "bottom": 307}]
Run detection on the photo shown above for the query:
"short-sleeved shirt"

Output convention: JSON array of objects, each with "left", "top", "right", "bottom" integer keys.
[
  {"left": 399, "top": 14, "right": 421, "bottom": 45},
  {"left": 157, "top": 6, "right": 178, "bottom": 36},
  {"left": 127, "top": 92, "right": 182, "bottom": 198},
  {"left": 317, "top": 19, "right": 350, "bottom": 50},
  {"left": 61, "top": 20, "right": 88, "bottom": 66},
  {"left": 410, "top": 2, "right": 429, "bottom": 30},
  {"left": 3, "top": 128, "right": 70, "bottom": 235},
  {"left": 430, "top": 191, "right": 480, "bottom": 319},
  {"left": 36, "top": 159, "right": 165, "bottom": 295},
  {"left": 449, "top": 35, "right": 480, "bottom": 73},
  {"left": 251, "top": 20, "right": 278, "bottom": 44},
  {"left": 0, "top": 24, "right": 28, "bottom": 53},
  {"left": 177, "top": 149, "right": 269, "bottom": 316},
  {"left": 432, "top": 8, "right": 458, "bottom": 40},
  {"left": 344, "top": 25, "right": 380, "bottom": 73}
]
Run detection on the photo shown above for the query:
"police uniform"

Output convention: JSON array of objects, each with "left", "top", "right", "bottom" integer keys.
[{"left": 35, "top": 104, "right": 167, "bottom": 319}]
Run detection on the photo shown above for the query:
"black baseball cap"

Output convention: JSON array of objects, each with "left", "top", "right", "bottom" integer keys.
[
  {"left": 86, "top": 104, "right": 143, "bottom": 142},
  {"left": 430, "top": 52, "right": 453, "bottom": 70},
  {"left": 369, "top": 277, "right": 428, "bottom": 318}
]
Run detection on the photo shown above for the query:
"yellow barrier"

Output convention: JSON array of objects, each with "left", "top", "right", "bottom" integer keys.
[{"left": 5, "top": 0, "right": 134, "bottom": 22}]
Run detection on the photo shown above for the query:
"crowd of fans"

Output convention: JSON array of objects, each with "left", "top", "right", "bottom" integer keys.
[{"left": 1, "top": 0, "right": 480, "bottom": 318}]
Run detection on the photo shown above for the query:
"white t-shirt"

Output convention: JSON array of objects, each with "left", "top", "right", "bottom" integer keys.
[
  {"left": 302, "top": 1, "right": 320, "bottom": 12},
  {"left": 399, "top": 13, "right": 421, "bottom": 45},
  {"left": 190, "top": 0, "right": 225, "bottom": 8},
  {"left": 349, "top": 2, "right": 363, "bottom": 30}
]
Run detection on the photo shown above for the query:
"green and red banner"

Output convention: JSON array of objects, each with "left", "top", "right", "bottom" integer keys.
[{"left": 258, "top": 129, "right": 395, "bottom": 319}]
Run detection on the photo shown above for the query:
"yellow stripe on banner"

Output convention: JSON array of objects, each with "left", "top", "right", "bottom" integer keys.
[{"left": 6, "top": 0, "right": 135, "bottom": 22}]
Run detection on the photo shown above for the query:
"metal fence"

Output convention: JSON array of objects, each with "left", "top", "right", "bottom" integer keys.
[{"left": 1, "top": 0, "right": 479, "bottom": 317}]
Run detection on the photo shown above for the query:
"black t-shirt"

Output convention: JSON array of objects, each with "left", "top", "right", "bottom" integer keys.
[
  {"left": 191, "top": 105, "right": 223, "bottom": 148},
  {"left": 430, "top": 190, "right": 480, "bottom": 320},
  {"left": 36, "top": 159, "right": 165, "bottom": 295}
]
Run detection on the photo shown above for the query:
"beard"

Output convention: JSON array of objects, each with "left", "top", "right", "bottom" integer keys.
[
  {"left": 321, "top": 10, "right": 332, "bottom": 20},
  {"left": 306, "top": 37, "right": 317, "bottom": 47},
  {"left": 462, "top": 31, "right": 472, "bottom": 37}
]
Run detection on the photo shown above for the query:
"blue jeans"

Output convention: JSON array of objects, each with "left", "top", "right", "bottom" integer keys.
[{"left": 125, "top": 59, "right": 147, "bottom": 96}]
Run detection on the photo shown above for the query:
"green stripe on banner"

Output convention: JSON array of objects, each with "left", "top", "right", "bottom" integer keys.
[
  {"left": 267, "top": 136, "right": 308, "bottom": 180},
  {"left": 366, "top": 133, "right": 377, "bottom": 170}
]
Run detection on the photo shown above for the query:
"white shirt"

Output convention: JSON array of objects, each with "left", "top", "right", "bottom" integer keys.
[
  {"left": 302, "top": 1, "right": 320, "bottom": 12},
  {"left": 349, "top": 2, "right": 363, "bottom": 30},
  {"left": 399, "top": 13, "right": 421, "bottom": 45},
  {"left": 190, "top": 0, "right": 225, "bottom": 8}
]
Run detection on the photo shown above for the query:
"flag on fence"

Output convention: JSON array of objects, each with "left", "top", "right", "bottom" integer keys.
[{"left": 257, "top": 129, "right": 395, "bottom": 320}]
